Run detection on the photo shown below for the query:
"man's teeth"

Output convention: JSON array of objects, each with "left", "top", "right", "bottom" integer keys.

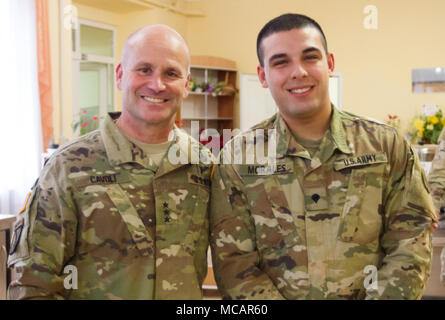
[
  {"left": 143, "top": 96, "right": 165, "bottom": 103},
  {"left": 291, "top": 87, "right": 311, "bottom": 94}
]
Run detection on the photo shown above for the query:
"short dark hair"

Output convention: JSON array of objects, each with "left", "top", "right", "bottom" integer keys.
[{"left": 257, "top": 13, "right": 328, "bottom": 67}]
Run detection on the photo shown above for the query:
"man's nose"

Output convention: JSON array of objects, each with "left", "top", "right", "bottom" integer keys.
[
  {"left": 147, "top": 73, "right": 166, "bottom": 92},
  {"left": 291, "top": 63, "right": 308, "bottom": 79}
]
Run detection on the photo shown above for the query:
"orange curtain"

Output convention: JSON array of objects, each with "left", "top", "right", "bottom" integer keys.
[{"left": 35, "top": 0, "right": 53, "bottom": 150}]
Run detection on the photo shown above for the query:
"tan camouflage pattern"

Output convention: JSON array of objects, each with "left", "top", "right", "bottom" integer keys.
[
  {"left": 427, "top": 127, "right": 445, "bottom": 229},
  {"left": 428, "top": 127, "right": 445, "bottom": 284},
  {"left": 210, "top": 106, "right": 437, "bottom": 299},
  {"left": 8, "top": 112, "right": 213, "bottom": 300}
]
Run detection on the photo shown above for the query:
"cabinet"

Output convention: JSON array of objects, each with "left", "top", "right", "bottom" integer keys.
[{"left": 177, "top": 56, "right": 237, "bottom": 146}]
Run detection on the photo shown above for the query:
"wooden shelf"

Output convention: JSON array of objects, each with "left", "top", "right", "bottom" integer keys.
[
  {"left": 178, "top": 56, "right": 237, "bottom": 136},
  {"left": 188, "top": 91, "right": 235, "bottom": 97}
]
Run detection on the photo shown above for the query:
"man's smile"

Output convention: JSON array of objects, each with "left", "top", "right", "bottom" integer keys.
[
  {"left": 288, "top": 85, "right": 314, "bottom": 96},
  {"left": 141, "top": 96, "right": 169, "bottom": 103}
]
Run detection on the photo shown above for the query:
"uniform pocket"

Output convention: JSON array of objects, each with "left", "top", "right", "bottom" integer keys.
[
  {"left": 403, "top": 148, "right": 436, "bottom": 221},
  {"left": 106, "top": 184, "right": 155, "bottom": 256},
  {"left": 75, "top": 183, "right": 154, "bottom": 257},
  {"left": 337, "top": 163, "right": 385, "bottom": 245},
  {"left": 241, "top": 174, "right": 300, "bottom": 249}
]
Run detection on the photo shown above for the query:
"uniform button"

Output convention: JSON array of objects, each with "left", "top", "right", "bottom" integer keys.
[{"left": 311, "top": 194, "right": 320, "bottom": 203}]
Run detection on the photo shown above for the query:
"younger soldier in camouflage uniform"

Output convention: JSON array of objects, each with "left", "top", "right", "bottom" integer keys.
[
  {"left": 8, "top": 25, "right": 213, "bottom": 299},
  {"left": 210, "top": 13, "right": 437, "bottom": 299}
]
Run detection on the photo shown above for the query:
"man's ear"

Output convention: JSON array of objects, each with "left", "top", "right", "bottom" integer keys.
[
  {"left": 327, "top": 53, "right": 335, "bottom": 77},
  {"left": 257, "top": 65, "right": 269, "bottom": 88},
  {"left": 116, "top": 63, "right": 123, "bottom": 90},
  {"left": 183, "top": 73, "right": 190, "bottom": 99}
]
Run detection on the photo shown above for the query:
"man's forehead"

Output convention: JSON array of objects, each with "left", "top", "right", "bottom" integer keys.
[
  {"left": 123, "top": 39, "right": 189, "bottom": 70},
  {"left": 122, "top": 26, "right": 190, "bottom": 69},
  {"left": 262, "top": 27, "right": 324, "bottom": 56}
]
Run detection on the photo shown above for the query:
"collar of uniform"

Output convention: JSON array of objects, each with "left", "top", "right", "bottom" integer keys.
[
  {"left": 155, "top": 126, "right": 201, "bottom": 178},
  {"left": 273, "top": 105, "right": 351, "bottom": 159},
  {"left": 330, "top": 105, "right": 352, "bottom": 155},
  {"left": 101, "top": 112, "right": 172, "bottom": 170},
  {"left": 274, "top": 113, "right": 313, "bottom": 159},
  {"left": 101, "top": 112, "right": 137, "bottom": 167}
]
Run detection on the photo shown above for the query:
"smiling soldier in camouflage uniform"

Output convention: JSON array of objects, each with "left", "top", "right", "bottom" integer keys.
[
  {"left": 8, "top": 25, "right": 213, "bottom": 299},
  {"left": 210, "top": 13, "right": 437, "bottom": 300}
]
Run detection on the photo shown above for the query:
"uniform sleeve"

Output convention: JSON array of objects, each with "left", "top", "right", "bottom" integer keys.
[
  {"left": 7, "top": 166, "right": 78, "bottom": 300},
  {"left": 428, "top": 128, "right": 445, "bottom": 212},
  {"left": 366, "top": 140, "right": 437, "bottom": 299},
  {"left": 441, "top": 247, "right": 445, "bottom": 285},
  {"left": 209, "top": 164, "right": 285, "bottom": 300}
]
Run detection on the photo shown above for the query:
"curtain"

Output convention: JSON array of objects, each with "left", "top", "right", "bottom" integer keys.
[
  {"left": 36, "top": 0, "right": 54, "bottom": 151},
  {"left": 0, "top": 0, "right": 43, "bottom": 215}
]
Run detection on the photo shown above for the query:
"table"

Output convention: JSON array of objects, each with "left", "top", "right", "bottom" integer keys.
[{"left": 0, "top": 214, "right": 16, "bottom": 300}]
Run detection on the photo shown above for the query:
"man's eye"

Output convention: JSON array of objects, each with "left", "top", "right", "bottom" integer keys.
[
  {"left": 167, "top": 71, "right": 179, "bottom": 77},
  {"left": 138, "top": 68, "right": 149, "bottom": 73},
  {"left": 305, "top": 55, "right": 319, "bottom": 60},
  {"left": 273, "top": 60, "right": 287, "bottom": 66}
]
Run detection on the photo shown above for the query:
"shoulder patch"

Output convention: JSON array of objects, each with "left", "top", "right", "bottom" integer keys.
[{"left": 9, "top": 219, "right": 24, "bottom": 256}]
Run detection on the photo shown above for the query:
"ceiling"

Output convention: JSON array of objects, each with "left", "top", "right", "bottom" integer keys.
[{"left": 72, "top": 0, "right": 148, "bottom": 13}]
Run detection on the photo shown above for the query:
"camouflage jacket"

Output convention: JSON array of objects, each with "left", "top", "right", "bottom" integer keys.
[
  {"left": 210, "top": 107, "right": 436, "bottom": 300},
  {"left": 8, "top": 113, "right": 213, "bottom": 300},
  {"left": 427, "top": 127, "right": 445, "bottom": 228},
  {"left": 428, "top": 128, "right": 445, "bottom": 285}
]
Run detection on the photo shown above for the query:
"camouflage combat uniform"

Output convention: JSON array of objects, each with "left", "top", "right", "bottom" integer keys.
[
  {"left": 210, "top": 106, "right": 437, "bottom": 299},
  {"left": 427, "top": 127, "right": 445, "bottom": 285},
  {"left": 8, "top": 113, "right": 213, "bottom": 300}
]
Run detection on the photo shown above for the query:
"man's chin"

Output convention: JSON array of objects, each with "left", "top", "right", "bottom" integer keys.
[
  {"left": 139, "top": 112, "right": 177, "bottom": 127},
  {"left": 280, "top": 105, "right": 318, "bottom": 119}
]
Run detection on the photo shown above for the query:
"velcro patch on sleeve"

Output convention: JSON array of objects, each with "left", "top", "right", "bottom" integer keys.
[{"left": 9, "top": 219, "right": 24, "bottom": 256}]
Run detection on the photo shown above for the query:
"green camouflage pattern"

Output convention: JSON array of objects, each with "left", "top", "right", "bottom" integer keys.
[
  {"left": 428, "top": 128, "right": 445, "bottom": 284},
  {"left": 427, "top": 127, "right": 445, "bottom": 229},
  {"left": 8, "top": 112, "right": 213, "bottom": 300},
  {"left": 210, "top": 106, "right": 437, "bottom": 299}
]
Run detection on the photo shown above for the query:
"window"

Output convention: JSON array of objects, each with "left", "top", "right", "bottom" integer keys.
[{"left": 72, "top": 19, "right": 115, "bottom": 136}]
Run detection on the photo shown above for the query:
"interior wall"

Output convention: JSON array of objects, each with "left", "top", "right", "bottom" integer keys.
[
  {"left": 186, "top": 0, "right": 445, "bottom": 134},
  {"left": 52, "top": 0, "right": 445, "bottom": 142}
]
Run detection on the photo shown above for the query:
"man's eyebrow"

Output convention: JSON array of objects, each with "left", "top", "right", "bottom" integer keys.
[
  {"left": 302, "top": 47, "right": 322, "bottom": 54},
  {"left": 133, "top": 62, "right": 151, "bottom": 68},
  {"left": 268, "top": 53, "right": 288, "bottom": 64}
]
